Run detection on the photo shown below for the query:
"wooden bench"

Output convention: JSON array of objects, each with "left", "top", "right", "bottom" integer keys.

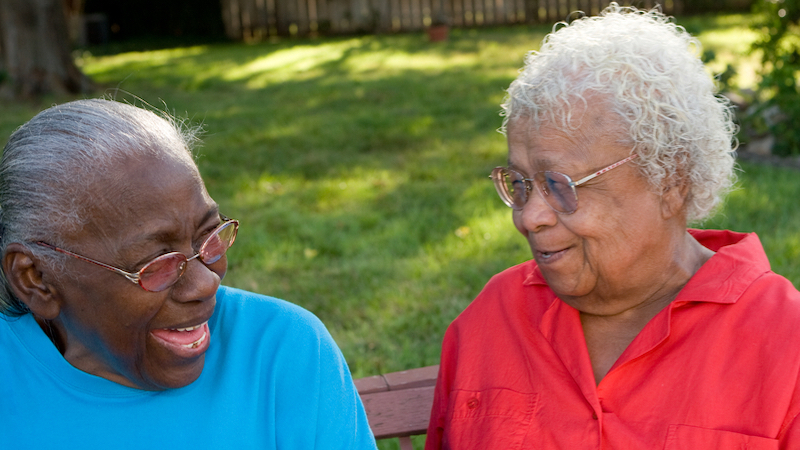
[{"left": 355, "top": 365, "right": 439, "bottom": 450}]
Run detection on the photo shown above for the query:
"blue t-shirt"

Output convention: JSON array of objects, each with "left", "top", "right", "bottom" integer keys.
[{"left": 0, "top": 286, "right": 377, "bottom": 449}]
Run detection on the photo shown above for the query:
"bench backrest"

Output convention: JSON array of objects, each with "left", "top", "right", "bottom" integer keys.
[{"left": 355, "top": 365, "right": 439, "bottom": 450}]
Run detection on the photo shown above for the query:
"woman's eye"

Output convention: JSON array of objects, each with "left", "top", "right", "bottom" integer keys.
[{"left": 196, "top": 222, "right": 222, "bottom": 247}]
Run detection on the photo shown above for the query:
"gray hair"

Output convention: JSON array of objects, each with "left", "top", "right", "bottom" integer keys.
[
  {"left": 0, "top": 99, "right": 202, "bottom": 316},
  {"left": 501, "top": 3, "right": 737, "bottom": 221}
]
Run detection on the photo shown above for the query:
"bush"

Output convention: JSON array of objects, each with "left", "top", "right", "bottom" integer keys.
[
  {"left": 682, "top": 0, "right": 755, "bottom": 14},
  {"left": 750, "top": 0, "right": 800, "bottom": 155}
]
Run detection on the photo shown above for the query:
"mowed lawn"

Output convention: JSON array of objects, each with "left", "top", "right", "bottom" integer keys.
[{"left": 1, "top": 14, "right": 798, "bottom": 446}]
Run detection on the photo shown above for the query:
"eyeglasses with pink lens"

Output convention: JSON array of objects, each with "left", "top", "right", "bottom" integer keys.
[{"left": 36, "top": 217, "right": 239, "bottom": 292}]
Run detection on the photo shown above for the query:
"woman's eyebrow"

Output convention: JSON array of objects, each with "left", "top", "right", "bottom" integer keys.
[
  {"left": 200, "top": 204, "right": 221, "bottom": 225},
  {"left": 118, "top": 205, "right": 221, "bottom": 250},
  {"left": 508, "top": 158, "right": 553, "bottom": 171}
]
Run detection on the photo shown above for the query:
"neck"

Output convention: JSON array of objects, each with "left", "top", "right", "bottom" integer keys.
[
  {"left": 35, "top": 317, "right": 65, "bottom": 354},
  {"left": 583, "top": 229, "right": 713, "bottom": 322},
  {"left": 578, "top": 230, "right": 713, "bottom": 384},
  {"left": 569, "top": 228, "right": 713, "bottom": 321}
]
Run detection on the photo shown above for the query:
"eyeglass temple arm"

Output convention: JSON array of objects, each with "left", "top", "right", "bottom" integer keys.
[
  {"left": 572, "top": 154, "right": 638, "bottom": 187},
  {"left": 35, "top": 241, "right": 142, "bottom": 284}
]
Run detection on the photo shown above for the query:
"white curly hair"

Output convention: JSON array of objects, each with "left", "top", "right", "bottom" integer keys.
[{"left": 501, "top": 3, "right": 737, "bottom": 221}]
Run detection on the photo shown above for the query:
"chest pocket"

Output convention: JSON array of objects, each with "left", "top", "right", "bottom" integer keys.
[
  {"left": 665, "top": 424, "right": 778, "bottom": 450},
  {"left": 443, "top": 388, "right": 538, "bottom": 450}
]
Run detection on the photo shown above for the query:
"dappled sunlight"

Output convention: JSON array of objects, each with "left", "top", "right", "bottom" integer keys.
[
  {"left": 81, "top": 46, "right": 211, "bottom": 75},
  {"left": 699, "top": 28, "right": 758, "bottom": 54},
  {"left": 432, "top": 207, "right": 524, "bottom": 259},
  {"left": 697, "top": 27, "right": 760, "bottom": 89},
  {"left": 311, "top": 170, "right": 405, "bottom": 212},
  {"left": 223, "top": 40, "right": 361, "bottom": 87},
  {"left": 232, "top": 168, "right": 407, "bottom": 214},
  {"left": 81, "top": 32, "right": 530, "bottom": 94},
  {"left": 343, "top": 50, "right": 477, "bottom": 74},
  {"left": 225, "top": 42, "right": 356, "bottom": 79},
  {"left": 225, "top": 39, "right": 483, "bottom": 88}
]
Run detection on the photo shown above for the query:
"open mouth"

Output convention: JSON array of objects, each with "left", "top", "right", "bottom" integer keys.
[
  {"left": 170, "top": 324, "right": 207, "bottom": 348},
  {"left": 537, "top": 247, "right": 568, "bottom": 263},
  {"left": 151, "top": 321, "right": 210, "bottom": 354}
]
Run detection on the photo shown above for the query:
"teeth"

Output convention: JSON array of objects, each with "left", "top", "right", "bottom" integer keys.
[
  {"left": 182, "top": 331, "right": 207, "bottom": 349},
  {"left": 542, "top": 252, "right": 552, "bottom": 259},
  {"left": 171, "top": 322, "right": 206, "bottom": 332}
]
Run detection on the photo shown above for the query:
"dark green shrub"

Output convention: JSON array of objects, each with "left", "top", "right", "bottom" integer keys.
[{"left": 751, "top": 0, "right": 800, "bottom": 155}]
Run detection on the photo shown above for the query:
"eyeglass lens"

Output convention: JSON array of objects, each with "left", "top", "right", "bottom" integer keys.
[
  {"left": 494, "top": 168, "right": 578, "bottom": 213},
  {"left": 535, "top": 171, "right": 577, "bottom": 213},
  {"left": 503, "top": 169, "right": 528, "bottom": 208},
  {"left": 138, "top": 221, "right": 238, "bottom": 292}
]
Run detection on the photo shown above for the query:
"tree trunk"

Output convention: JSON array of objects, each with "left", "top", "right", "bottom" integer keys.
[{"left": 0, "top": 0, "right": 92, "bottom": 99}]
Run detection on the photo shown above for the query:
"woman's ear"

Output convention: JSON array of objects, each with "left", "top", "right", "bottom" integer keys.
[
  {"left": 3, "top": 243, "right": 61, "bottom": 320},
  {"left": 660, "top": 178, "right": 690, "bottom": 220}
]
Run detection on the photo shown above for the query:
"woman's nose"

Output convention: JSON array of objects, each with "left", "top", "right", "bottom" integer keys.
[
  {"left": 515, "top": 188, "right": 558, "bottom": 234},
  {"left": 172, "top": 257, "right": 221, "bottom": 302}
]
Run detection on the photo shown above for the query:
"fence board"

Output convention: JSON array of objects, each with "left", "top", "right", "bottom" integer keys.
[{"left": 221, "top": 0, "right": 682, "bottom": 38}]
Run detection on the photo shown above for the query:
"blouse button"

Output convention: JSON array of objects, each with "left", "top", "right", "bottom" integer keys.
[{"left": 467, "top": 398, "right": 480, "bottom": 409}]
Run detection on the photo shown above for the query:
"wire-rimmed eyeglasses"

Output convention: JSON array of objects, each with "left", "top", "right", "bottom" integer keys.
[
  {"left": 36, "top": 216, "right": 239, "bottom": 292},
  {"left": 491, "top": 154, "right": 638, "bottom": 214}
]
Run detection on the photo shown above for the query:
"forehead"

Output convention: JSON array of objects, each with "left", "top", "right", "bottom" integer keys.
[
  {"left": 76, "top": 154, "right": 214, "bottom": 244},
  {"left": 506, "top": 99, "right": 629, "bottom": 171}
]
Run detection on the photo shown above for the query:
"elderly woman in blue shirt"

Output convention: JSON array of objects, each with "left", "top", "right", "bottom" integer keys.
[{"left": 0, "top": 99, "right": 376, "bottom": 449}]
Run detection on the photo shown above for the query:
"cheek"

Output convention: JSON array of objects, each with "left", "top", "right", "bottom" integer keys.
[
  {"left": 569, "top": 213, "right": 642, "bottom": 273},
  {"left": 80, "top": 288, "right": 164, "bottom": 340},
  {"left": 95, "top": 302, "right": 161, "bottom": 355}
]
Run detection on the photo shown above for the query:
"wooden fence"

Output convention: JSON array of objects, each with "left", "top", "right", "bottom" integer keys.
[{"left": 220, "top": 0, "right": 683, "bottom": 39}]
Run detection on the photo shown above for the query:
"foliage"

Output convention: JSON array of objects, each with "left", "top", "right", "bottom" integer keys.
[
  {"left": 750, "top": 0, "right": 800, "bottom": 155},
  {"left": 682, "top": 0, "right": 755, "bottom": 14}
]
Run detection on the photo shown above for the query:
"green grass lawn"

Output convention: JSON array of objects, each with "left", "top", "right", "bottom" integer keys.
[{"left": 2, "top": 14, "right": 798, "bottom": 448}]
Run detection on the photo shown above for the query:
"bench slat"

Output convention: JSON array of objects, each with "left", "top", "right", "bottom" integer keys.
[
  {"left": 356, "top": 364, "right": 439, "bottom": 446},
  {"left": 354, "top": 374, "right": 390, "bottom": 394},
  {"left": 360, "top": 385, "right": 435, "bottom": 439},
  {"left": 384, "top": 365, "right": 439, "bottom": 391}
]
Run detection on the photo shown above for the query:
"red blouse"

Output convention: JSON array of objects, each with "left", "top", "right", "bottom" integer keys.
[{"left": 426, "top": 229, "right": 800, "bottom": 450}]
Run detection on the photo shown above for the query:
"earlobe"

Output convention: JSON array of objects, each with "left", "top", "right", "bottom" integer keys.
[{"left": 3, "top": 243, "right": 61, "bottom": 320}]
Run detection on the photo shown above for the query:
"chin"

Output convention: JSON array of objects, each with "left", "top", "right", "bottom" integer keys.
[
  {"left": 539, "top": 271, "right": 593, "bottom": 302},
  {"left": 138, "top": 356, "right": 207, "bottom": 391}
]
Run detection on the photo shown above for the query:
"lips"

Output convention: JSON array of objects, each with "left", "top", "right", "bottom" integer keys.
[
  {"left": 535, "top": 247, "right": 569, "bottom": 264},
  {"left": 151, "top": 321, "right": 210, "bottom": 356}
]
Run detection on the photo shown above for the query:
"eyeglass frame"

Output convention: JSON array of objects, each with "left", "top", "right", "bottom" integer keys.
[
  {"left": 34, "top": 215, "right": 239, "bottom": 292},
  {"left": 491, "top": 154, "right": 638, "bottom": 214}
]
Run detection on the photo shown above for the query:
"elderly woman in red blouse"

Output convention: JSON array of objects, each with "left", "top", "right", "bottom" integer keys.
[{"left": 426, "top": 4, "right": 800, "bottom": 449}]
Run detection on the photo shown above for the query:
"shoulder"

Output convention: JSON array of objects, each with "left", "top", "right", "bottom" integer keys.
[
  {"left": 452, "top": 260, "right": 552, "bottom": 326},
  {"left": 215, "top": 285, "right": 324, "bottom": 327},
  {"left": 472, "top": 260, "right": 542, "bottom": 307},
  {"left": 211, "top": 285, "right": 334, "bottom": 354},
  {"left": 740, "top": 271, "right": 800, "bottom": 326}
]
